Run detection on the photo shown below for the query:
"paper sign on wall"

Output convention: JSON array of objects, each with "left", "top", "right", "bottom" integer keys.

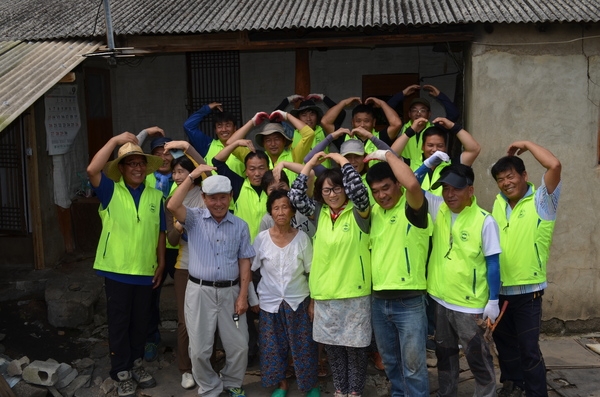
[{"left": 45, "top": 84, "right": 81, "bottom": 155}]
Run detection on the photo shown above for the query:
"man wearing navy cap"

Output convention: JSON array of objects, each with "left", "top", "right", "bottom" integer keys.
[{"left": 425, "top": 164, "right": 502, "bottom": 397}]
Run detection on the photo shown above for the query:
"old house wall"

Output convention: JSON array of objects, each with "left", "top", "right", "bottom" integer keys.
[{"left": 465, "top": 23, "right": 600, "bottom": 328}]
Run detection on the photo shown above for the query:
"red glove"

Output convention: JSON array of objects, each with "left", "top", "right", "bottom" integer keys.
[
  {"left": 306, "top": 93, "right": 324, "bottom": 101},
  {"left": 269, "top": 110, "right": 288, "bottom": 122},
  {"left": 252, "top": 112, "right": 270, "bottom": 126}
]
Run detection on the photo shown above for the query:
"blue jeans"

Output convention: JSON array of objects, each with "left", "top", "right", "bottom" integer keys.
[
  {"left": 493, "top": 291, "right": 547, "bottom": 397},
  {"left": 372, "top": 294, "right": 429, "bottom": 397}
]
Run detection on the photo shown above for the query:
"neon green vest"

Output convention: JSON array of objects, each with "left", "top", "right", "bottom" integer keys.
[
  {"left": 310, "top": 202, "right": 371, "bottom": 300},
  {"left": 421, "top": 161, "right": 450, "bottom": 196},
  {"left": 492, "top": 184, "right": 555, "bottom": 286},
  {"left": 234, "top": 178, "right": 267, "bottom": 243},
  {"left": 146, "top": 173, "right": 178, "bottom": 249},
  {"left": 370, "top": 197, "right": 431, "bottom": 291},
  {"left": 206, "top": 139, "right": 246, "bottom": 177},
  {"left": 344, "top": 130, "right": 379, "bottom": 154},
  {"left": 292, "top": 125, "right": 326, "bottom": 149},
  {"left": 361, "top": 173, "right": 375, "bottom": 206},
  {"left": 427, "top": 197, "right": 490, "bottom": 309},
  {"left": 94, "top": 179, "right": 163, "bottom": 276},
  {"left": 400, "top": 121, "right": 432, "bottom": 171}
]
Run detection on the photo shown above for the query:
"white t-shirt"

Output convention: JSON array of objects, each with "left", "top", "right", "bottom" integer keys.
[{"left": 251, "top": 229, "right": 313, "bottom": 313}]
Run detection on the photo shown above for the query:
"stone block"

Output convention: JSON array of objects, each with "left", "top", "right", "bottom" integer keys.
[
  {"left": 56, "top": 362, "right": 78, "bottom": 388},
  {"left": 7, "top": 355, "right": 29, "bottom": 376},
  {"left": 11, "top": 380, "right": 48, "bottom": 397},
  {"left": 73, "top": 357, "right": 95, "bottom": 377},
  {"left": 22, "top": 359, "right": 60, "bottom": 386},
  {"left": 99, "top": 377, "right": 115, "bottom": 394},
  {"left": 60, "top": 375, "right": 91, "bottom": 397},
  {"left": 45, "top": 272, "right": 103, "bottom": 328},
  {"left": 48, "top": 386, "right": 63, "bottom": 397}
]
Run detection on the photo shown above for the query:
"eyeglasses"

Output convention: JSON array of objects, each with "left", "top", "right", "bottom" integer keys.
[
  {"left": 124, "top": 161, "right": 147, "bottom": 168},
  {"left": 322, "top": 186, "right": 343, "bottom": 196},
  {"left": 410, "top": 108, "right": 429, "bottom": 115}
]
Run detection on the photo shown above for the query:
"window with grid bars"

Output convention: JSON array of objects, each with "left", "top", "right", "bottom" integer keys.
[
  {"left": 0, "top": 118, "right": 28, "bottom": 234},
  {"left": 186, "top": 51, "right": 243, "bottom": 137}
]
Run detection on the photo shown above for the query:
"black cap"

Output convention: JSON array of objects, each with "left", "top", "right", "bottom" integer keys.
[{"left": 431, "top": 171, "right": 473, "bottom": 190}]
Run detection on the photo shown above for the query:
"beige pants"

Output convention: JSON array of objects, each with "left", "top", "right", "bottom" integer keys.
[{"left": 185, "top": 280, "right": 249, "bottom": 397}]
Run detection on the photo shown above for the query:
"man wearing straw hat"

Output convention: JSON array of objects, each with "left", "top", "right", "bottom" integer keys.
[{"left": 87, "top": 131, "right": 166, "bottom": 397}]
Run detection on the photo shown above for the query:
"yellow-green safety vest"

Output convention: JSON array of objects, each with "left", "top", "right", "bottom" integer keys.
[
  {"left": 234, "top": 178, "right": 268, "bottom": 243},
  {"left": 491, "top": 184, "right": 555, "bottom": 287},
  {"left": 427, "top": 197, "right": 490, "bottom": 309},
  {"left": 94, "top": 179, "right": 163, "bottom": 276},
  {"left": 310, "top": 202, "right": 371, "bottom": 300},
  {"left": 370, "top": 196, "right": 431, "bottom": 291}
]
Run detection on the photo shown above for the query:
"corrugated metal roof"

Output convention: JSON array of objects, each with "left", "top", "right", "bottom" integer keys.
[
  {"left": 0, "top": 40, "right": 101, "bottom": 133},
  {"left": 0, "top": 0, "right": 598, "bottom": 41}
]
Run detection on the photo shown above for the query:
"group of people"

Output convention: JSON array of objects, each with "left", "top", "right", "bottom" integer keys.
[{"left": 87, "top": 86, "right": 561, "bottom": 397}]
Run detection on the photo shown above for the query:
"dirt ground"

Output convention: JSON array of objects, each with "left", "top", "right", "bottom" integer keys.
[{"left": 0, "top": 297, "right": 93, "bottom": 363}]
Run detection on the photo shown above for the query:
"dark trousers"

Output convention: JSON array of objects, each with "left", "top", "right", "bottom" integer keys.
[
  {"left": 493, "top": 291, "right": 547, "bottom": 397},
  {"left": 105, "top": 278, "right": 153, "bottom": 380},
  {"left": 147, "top": 247, "right": 178, "bottom": 341}
]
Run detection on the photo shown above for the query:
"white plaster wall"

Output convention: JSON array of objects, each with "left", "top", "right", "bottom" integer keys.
[
  {"left": 240, "top": 46, "right": 460, "bottom": 124},
  {"left": 466, "top": 23, "right": 600, "bottom": 321},
  {"left": 111, "top": 54, "right": 188, "bottom": 149}
]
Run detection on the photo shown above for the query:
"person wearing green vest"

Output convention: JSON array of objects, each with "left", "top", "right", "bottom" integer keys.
[
  {"left": 304, "top": 127, "right": 395, "bottom": 206},
  {"left": 224, "top": 110, "right": 315, "bottom": 186},
  {"left": 274, "top": 93, "right": 347, "bottom": 150},
  {"left": 363, "top": 149, "right": 432, "bottom": 397},
  {"left": 288, "top": 151, "right": 371, "bottom": 397},
  {"left": 87, "top": 132, "right": 166, "bottom": 397},
  {"left": 425, "top": 164, "right": 501, "bottom": 397},
  {"left": 393, "top": 117, "right": 481, "bottom": 195},
  {"left": 490, "top": 141, "right": 562, "bottom": 397},
  {"left": 212, "top": 139, "right": 270, "bottom": 243},
  {"left": 320, "top": 96, "right": 403, "bottom": 150},
  {"left": 184, "top": 102, "right": 246, "bottom": 177},
  {"left": 387, "top": 84, "right": 460, "bottom": 171}
]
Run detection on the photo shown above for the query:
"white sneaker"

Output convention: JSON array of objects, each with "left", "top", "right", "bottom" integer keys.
[{"left": 181, "top": 372, "right": 195, "bottom": 389}]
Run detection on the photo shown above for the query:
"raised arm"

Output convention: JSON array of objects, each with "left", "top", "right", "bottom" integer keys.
[
  {"left": 387, "top": 84, "right": 420, "bottom": 109},
  {"left": 226, "top": 112, "right": 269, "bottom": 145},
  {"left": 433, "top": 117, "right": 481, "bottom": 167},
  {"left": 184, "top": 103, "right": 222, "bottom": 156},
  {"left": 327, "top": 152, "right": 370, "bottom": 219},
  {"left": 507, "top": 141, "right": 561, "bottom": 193},
  {"left": 365, "top": 97, "right": 402, "bottom": 139},
  {"left": 272, "top": 111, "right": 315, "bottom": 163},
  {"left": 136, "top": 126, "right": 165, "bottom": 147},
  {"left": 164, "top": 140, "right": 207, "bottom": 166},
  {"left": 87, "top": 132, "right": 138, "bottom": 187},
  {"left": 423, "top": 85, "right": 460, "bottom": 122},
  {"left": 321, "top": 97, "right": 361, "bottom": 135},
  {"left": 306, "top": 93, "right": 346, "bottom": 130},
  {"left": 274, "top": 94, "right": 303, "bottom": 112},
  {"left": 167, "top": 164, "right": 216, "bottom": 223}
]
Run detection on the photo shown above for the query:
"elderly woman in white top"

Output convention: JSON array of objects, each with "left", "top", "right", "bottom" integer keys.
[{"left": 252, "top": 189, "right": 320, "bottom": 397}]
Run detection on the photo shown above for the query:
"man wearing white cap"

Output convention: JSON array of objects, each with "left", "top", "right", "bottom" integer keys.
[
  {"left": 87, "top": 131, "right": 166, "bottom": 397},
  {"left": 168, "top": 171, "right": 255, "bottom": 397}
]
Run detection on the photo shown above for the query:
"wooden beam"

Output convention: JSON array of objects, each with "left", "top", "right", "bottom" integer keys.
[
  {"left": 295, "top": 48, "right": 310, "bottom": 97},
  {"left": 25, "top": 106, "right": 45, "bottom": 269},
  {"left": 56, "top": 205, "right": 75, "bottom": 253},
  {"left": 121, "top": 31, "right": 473, "bottom": 54},
  {"left": 0, "top": 375, "right": 17, "bottom": 397}
]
